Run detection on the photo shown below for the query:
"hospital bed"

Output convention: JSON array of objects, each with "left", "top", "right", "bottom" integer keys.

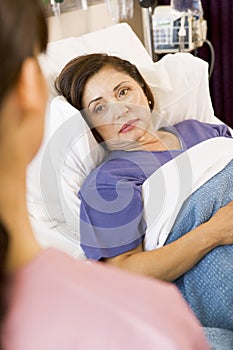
[
  {"left": 28, "top": 22, "right": 232, "bottom": 257},
  {"left": 27, "top": 22, "right": 233, "bottom": 348}
]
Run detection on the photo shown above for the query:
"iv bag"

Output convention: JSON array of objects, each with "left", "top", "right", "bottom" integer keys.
[
  {"left": 170, "top": 0, "right": 203, "bottom": 17},
  {"left": 105, "top": 0, "right": 134, "bottom": 21}
]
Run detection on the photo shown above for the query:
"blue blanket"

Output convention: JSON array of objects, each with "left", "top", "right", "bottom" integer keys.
[
  {"left": 165, "top": 159, "right": 233, "bottom": 330},
  {"left": 204, "top": 328, "right": 233, "bottom": 350}
]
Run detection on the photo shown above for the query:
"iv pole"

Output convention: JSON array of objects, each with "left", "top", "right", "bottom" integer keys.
[{"left": 138, "top": 0, "right": 158, "bottom": 61}]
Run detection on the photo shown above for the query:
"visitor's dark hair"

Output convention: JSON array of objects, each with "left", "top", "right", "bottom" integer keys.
[
  {"left": 0, "top": 0, "right": 48, "bottom": 345},
  {"left": 0, "top": 0, "right": 48, "bottom": 106},
  {"left": 55, "top": 53, "right": 155, "bottom": 143}
]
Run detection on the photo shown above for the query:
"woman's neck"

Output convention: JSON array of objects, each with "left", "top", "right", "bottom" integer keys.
[
  {"left": 0, "top": 172, "right": 41, "bottom": 273},
  {"left": 131, "top": 130, "right": 181, "bottom": 152}
]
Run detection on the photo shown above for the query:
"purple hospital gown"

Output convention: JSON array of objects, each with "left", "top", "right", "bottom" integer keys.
[{"left": 78, "top": 119, "right": 231, "bottom": 260}]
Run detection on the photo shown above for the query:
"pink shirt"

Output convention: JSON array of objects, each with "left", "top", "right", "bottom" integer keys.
[{"left": 2, "top": 248, "right": 210, "bottom": 350}]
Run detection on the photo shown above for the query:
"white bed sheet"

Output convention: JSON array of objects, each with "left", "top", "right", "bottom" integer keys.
[{"left": 143, "top": 137, "right": 233, "bottom": 250}]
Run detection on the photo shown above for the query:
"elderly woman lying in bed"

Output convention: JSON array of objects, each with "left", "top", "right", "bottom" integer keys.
[{"left": 56, "top": 53, "right": 233, "bottom": 330}]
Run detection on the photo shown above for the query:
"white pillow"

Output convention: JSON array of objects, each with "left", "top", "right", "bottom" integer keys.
[
  {"left": 142, "top": 52, "right": 216, "bottom": 124},
  {"left": 27, "top": 96, "right": 105, "bottom": 258},
  {"left": 28, "top": 23, "right": 224, "bottom": 258},
  {"left": 39, "top": 23, "right": 152, "bottom": 97}
]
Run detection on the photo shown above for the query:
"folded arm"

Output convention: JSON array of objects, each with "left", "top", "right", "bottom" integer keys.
[{"left": 104, "top": 201, "right": 233, "bottom": 282}]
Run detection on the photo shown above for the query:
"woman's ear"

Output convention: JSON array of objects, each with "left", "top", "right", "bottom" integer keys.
[
  {"left": 12, "top": 57, "right": 48, "bottom": 160},
  {"left": 17, "top": 57, "right": 47, "bottom": 117}
]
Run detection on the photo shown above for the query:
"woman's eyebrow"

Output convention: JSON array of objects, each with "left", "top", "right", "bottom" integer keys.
[
  {"left": 88, "top": 97, "right": 102, "bottom": 108},
  {"left": 113, "top": 81, "right": 130, "bottom": 92}
]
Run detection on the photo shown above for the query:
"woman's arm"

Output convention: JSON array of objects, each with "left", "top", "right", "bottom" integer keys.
[{"left": 104, "top": 201, "right": 233, "bottom": 281}]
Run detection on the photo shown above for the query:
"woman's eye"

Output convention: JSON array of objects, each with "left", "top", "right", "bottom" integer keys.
[
  {"left": 119, "top": 88, "right": 129, "bottom": 97},
  {"left": 94, "top": 105, "right": 104, "bottom": 114}
]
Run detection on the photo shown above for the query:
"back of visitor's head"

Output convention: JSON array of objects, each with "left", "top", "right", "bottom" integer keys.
[
  {"left": 0, "top": 0, "right": 48, "bottom": 108},
  {"left": 0, "top": 1, "right": 48, "bottom": 347}
]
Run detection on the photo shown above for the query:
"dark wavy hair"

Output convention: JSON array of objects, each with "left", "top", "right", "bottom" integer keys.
[
  {"left": 0, "top": 0, "right": 48, "bottom": 346},
  {"left": 55, "top": 53, "right": 155, "bottom": 143}
]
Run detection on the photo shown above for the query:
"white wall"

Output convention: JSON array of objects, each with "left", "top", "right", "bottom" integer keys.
[{"left": 48, "top": 3, "right": 118, "bottom": 42}]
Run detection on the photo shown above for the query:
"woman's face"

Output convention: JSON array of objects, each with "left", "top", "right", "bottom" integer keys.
[{"left": 82, "top": 67, "right": 154, "bottom": 150}]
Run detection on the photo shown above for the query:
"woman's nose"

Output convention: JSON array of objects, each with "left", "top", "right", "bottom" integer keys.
[{"left": 109, "top": 102, "right": 129, "bottom": 120}]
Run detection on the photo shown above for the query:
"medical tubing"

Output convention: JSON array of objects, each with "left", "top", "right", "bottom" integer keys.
[{"left": 203, "top": 39, "right": 215, "bottom": 79}]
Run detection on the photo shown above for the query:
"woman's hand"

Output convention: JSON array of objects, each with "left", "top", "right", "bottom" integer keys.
[{"left": 206, "top": 200, "right": 233, "bottom": 246}]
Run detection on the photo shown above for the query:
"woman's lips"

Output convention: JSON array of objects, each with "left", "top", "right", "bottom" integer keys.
[{"left": 119, "top": 119, "right": 138, "bottom": 133}]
